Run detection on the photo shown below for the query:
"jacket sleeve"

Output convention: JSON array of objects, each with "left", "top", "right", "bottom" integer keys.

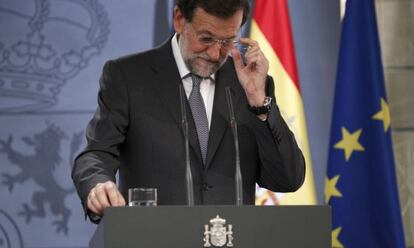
[
  {"left": 253, "top": 76, "right": 305, "bottom": 192},
  {"left": 71, "top": 60, "right": 129, "bottom": 221}
]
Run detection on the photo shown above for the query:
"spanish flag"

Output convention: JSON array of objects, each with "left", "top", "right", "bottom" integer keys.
[{"left": 251, "top": 0, "right": 317, "bottom": 205}]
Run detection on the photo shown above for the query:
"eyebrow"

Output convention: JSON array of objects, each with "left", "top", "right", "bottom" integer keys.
[
  {"left": 197, "top": 30, "right": 237, "bottom": 40},
  {"left": 189, "top": 21, "right": 239, "bottom": 40}
]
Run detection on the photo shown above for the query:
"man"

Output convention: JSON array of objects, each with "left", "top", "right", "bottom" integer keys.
[{"left": 72, "top": 0, "right": 305, "bottom": 222}]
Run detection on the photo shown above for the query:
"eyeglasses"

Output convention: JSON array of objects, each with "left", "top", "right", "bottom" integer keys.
[
  {"left": 196, "top": 35, "right": 239, "bottom": 50},
  {"left": 187, "top": 22, "right": 239, "bottom": 50}
]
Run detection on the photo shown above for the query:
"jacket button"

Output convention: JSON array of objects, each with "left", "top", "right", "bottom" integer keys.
[{"left": 202, "top": 183, "right": 212, "bottom": 191}]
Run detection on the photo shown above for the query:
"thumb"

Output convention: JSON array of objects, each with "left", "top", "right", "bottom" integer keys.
[
  {"left": 231, "top": 47, "right": 245, "bottom": 72},
  {"left": 118, "top": 191, "right": 126, "bottom": 206}
]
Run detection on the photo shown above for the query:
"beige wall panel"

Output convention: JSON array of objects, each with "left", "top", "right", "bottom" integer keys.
[
  {"left": 393, "top": 131, "right": 414, "bottom": 247},
  {"left": 385, "top": 70, "right": 414, "bottom": 129},
  {"left": 376, "top": 0, "right": 414, "bottom": 67}
]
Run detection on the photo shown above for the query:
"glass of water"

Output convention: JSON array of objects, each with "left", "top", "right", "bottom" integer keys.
[{"left": 128, "top": 188, "right": 157, "bottom": 207}]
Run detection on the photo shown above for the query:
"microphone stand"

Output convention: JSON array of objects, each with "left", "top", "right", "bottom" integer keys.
[
  {"left": 225, "top": 87, "right": 243, "bottom": 206},
  {"left": 179, "top": 85, "right": 194, "bottom": 206}
]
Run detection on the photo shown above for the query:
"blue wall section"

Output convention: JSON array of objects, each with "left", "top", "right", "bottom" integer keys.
[{"left": 0, "top": 1, "right": 339, "bottom": 246}]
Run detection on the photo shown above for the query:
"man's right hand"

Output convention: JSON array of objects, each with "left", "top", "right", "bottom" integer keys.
[{"left": 87, "top": 181, "right": 126, "bottom": 216}]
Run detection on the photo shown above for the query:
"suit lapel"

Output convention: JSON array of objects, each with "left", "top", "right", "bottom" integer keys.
[
  {"left": 205, "top": 60, "right": 243, "bottom": 169},
  {"left": 149, "top": 40, "right": 243, "bottom": 169},
  {"left": 150, "top": 39, "right": 203, "bottom": 164}
]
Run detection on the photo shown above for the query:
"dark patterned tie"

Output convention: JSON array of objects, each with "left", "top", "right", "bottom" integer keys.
[{"left": 189, "top": 74, "right": 209, "bottom": 165}]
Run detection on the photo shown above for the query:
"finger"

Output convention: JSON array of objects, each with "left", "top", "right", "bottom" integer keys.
[
  {"left": 88, "top": 189, "right": 103, "bottom": 215},
  {"left": 94, "top": 183, "right": 111, "bottom": 208},
  {"left": 247, "top": 55, "right": 263, "bottom": 69},
  {"left": 244, "top": 52, "right": 260, "bottom": 69},
  {"left": 239, "top": 38, "right": 262, "bottom": 63},
  {"left": 244, "top": 46, "right": 260, "bottom": 57},
  {"left": 243, "top": 44, "right": 262, "bottom": 57},
  {"left": 244, "top": 49, "right": 259, "bottom": 62},
  {"left": 87, "top": 196, "right": 100, "bottom": 215},
  {"left": 245, "top": 49, "right": 268, "bottom": 68},
  {"left": 230, "top": 46, "right": 245, "bottom": 71},
  {"left": 239, "top": 37, "right": 259, "bottom": 48},
  {"left": 104, "top": 182, "right": 121, "bottom": 206}
]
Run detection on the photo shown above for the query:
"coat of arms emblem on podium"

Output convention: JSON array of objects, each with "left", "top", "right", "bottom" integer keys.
[{"left": 203, "top": 215, "right": 234, "bottom": 247}]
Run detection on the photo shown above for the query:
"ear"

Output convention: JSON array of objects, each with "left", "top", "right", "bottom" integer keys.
[{"left": 173, "top": 6, "right": 185, "bottom": 35}]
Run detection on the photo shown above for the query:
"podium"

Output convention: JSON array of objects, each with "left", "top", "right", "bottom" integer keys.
[{"left": 90, "top": 205, "right": 331, "bottom": 248}]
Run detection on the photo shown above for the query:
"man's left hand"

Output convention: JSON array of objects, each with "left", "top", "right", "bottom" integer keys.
[{"left": 231, "top": 37, "right": 269, "bottom": 107}]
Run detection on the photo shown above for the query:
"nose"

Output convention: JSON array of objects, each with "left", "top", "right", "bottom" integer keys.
[{"left": 206, "top": 42, "right": 222, "bottom": 61}]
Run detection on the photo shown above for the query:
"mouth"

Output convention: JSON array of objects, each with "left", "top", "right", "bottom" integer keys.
[
  {"left": 185, "top": 54, "right": 227, "bottom": 77},
  {"left": 196, "top": 56, "right": 218, "bottom": 65}
]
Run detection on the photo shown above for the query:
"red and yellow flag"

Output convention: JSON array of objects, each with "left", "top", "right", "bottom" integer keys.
[{"left": 252, "top": 0, "right": 317, "bottom": 205}]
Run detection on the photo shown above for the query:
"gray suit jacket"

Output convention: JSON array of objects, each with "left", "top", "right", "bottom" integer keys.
[{"left": 72, "top": 38, "right": 305, "bottom": 216}]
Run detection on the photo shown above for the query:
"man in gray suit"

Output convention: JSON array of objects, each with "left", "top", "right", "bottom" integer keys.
[{"left": 72, "top": 0, "right": 305, "bottom": 222}]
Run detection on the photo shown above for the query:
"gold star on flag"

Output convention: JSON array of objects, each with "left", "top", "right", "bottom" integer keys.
[
  {"left": 332, "top": 227, "right": 344, "bottom": 248},
  {"left": 372, "top": 97, "right": 391, "bottom": 132},
  {"left": 334, "top": 127, "right": 365, "bottom": 161},
  {"left": 325, "top": 175, "right": 342, "bottom": 204}
]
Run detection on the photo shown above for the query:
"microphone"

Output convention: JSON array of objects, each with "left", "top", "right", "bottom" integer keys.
[
  {"left": 179, "top": 84, "right": 194, "bottom": 206},
  {"left": 225, "top": 87, "right": 243, "bottom": 206}
]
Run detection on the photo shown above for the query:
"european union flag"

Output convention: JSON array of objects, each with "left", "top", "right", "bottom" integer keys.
[{"left": 325, "top": 0, "right": 406, "bottom": 247}]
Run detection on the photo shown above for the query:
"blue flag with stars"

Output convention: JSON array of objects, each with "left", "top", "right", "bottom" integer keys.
[{"left": 325, "top": 0, "right": 406, "bottom": 247}]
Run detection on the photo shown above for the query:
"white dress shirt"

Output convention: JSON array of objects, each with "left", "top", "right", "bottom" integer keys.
[{"left": 171, "top": 33, "right": 215, "bottom": 129}]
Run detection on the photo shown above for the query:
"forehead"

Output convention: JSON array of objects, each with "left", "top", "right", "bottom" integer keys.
[{"left": 190, "top": 7, "right": 243, "bottom": 38}]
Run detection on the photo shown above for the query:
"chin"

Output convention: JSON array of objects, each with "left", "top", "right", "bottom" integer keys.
[
  {"left": 192, "top": 58, "right": 226, "bottom": 77},
  {"left": 189, "top": 62, "right": 214, "bottom": 77}
]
